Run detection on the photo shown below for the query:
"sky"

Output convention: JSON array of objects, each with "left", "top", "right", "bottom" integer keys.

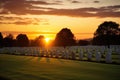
[{"left": 0, "top": 0, "right": 120, "bottom": 40}]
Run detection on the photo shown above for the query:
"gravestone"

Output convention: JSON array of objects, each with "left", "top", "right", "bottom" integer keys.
[
  {"left": 55, "top": 50, "right": 59, "bottom": 58},
  {"left": 96, "top": 52, "right": 101, "bottom": 62},
  {"left": 87, "top": 51, "right": 92, "bottom": 61},
  {"left": 71, "top": 52, "right": 75, "bottom": 60},
  {"left": 79, "top": 50, "right": 83, "bottom": 60},
  {"left": 105, "top": 49, "right": 112, "bottom": 63}
]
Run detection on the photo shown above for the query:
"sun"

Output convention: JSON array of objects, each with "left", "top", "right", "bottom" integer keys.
[{"left": 45, "top": 38, "right": 50, "bottom": 43}]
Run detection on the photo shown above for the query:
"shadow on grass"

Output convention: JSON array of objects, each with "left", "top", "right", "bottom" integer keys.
[
  {"left": 37, "top": 57, "right": 42, "bottom": 62},
  {"left": 0, "top": 76, "right": 11, "bottom": 80},
  {"left": 9, "top": 71, "right": 51, "bottom": 80},
  {"left": 23, "top": 56, "right": 35, "bottom": 62},
  {"left": 46, "top": 58, "right": 50, "bottom": 63},
  {"left": 1, "top": 54, "right": 120, "bottom": 65},
  {"left": 57, "top": 58, "right": 64, "bottom": 64}
]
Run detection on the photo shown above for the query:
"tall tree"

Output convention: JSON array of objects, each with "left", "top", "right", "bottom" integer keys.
[
  {"left": 92, "top": 21, "right": 120, "bottom": 47},
  {"left": 3, "top": 34, "right": 14, "bottom": 47},
  {"left": 16, "top": 34, "right": 29, "bottom": 47},
  {"left": 55, "top": 28, "right": 76, "bottom": 47},
  {"left": 0, "top": 32, "right": 3, "bottom": 47}
]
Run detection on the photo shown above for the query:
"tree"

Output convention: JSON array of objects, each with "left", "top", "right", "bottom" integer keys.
[
  {"left": 16, "top": 34, "right": 29, "bottom": 47},
  {"left": 0, "top": 32, "right": 3, "bottom": 47},
  {"left": 30, "top": 35, "right": 45, "bottom": 47},
  {"left": 3, "top": 34, "right": 14, "bottom": 47},
  {"left": 78, "top": 40, "right": 90, "bottom": 46},
  {"left": 54, "top": 28, "right": 76, "bottom": 47},
  {"left": 94, "top": 21, "right": 120, "bottom": 37},
  {"left": 92, "top": 21, "right": 120, "bottom": 47}
]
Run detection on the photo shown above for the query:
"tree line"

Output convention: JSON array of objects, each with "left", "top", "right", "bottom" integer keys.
[{"left": 0, "top": 21, "right": 120, "bottom": 47}]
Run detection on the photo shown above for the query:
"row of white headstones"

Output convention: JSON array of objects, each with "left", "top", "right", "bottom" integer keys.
[{"left": 0, "top": 46, "right": 120, "bottom": 64}]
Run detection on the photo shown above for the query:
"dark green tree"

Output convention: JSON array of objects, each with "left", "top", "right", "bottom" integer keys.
[
  {"left": 16, "top": 34, "right": 29, "bottom": 47},
  {"left": 0, "top": 32, "right": 3, "bottom": 47},
  {"left": 55, "top": 28, "right": 76, "bottom": 47},
  {"left": 92, "top": 21, "right": 120, "bottom": 47}
]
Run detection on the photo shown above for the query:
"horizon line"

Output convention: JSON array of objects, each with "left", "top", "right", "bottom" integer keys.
[{"left": 1, "top": 31, "right": 93, "bottom": 35}]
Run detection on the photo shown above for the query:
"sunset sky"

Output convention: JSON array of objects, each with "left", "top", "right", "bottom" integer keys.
[{"left": 0, "top": 0, "right": 120, "bottom": 40}]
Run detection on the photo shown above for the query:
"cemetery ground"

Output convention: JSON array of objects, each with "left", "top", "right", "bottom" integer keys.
[{"left": 0, "top": 54, "right": 120, "bottom": 80}]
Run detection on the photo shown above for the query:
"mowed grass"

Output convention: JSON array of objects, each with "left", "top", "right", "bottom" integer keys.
[{"left": 0, "top": 54, "right": 120, "bottom": 80}]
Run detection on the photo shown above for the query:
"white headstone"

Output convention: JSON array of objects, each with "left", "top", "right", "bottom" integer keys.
[
  {"left": 96, "top": 52, "right": 101, "bottom": 62},
  {"left": 105, "top": 49, "right": 112, "bottom": 63},
  {"left": 87, "top": 51, "right": 92, "bottom": 61},
  {"left": 65, "top": 50, "right": 69, "bottom": 59},
  {"left": 55, "top": 51, "right": 59, "bottom": 58},
  {"left": 79, "top": 50, "right": 83, "bottom": 60},
  {"left": 71, "top": 52, "right": 75, "bottom": 60}
]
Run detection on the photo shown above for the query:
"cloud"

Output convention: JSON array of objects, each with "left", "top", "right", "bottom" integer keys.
[
  {"left": 27, "top": 0, "right": 61, "bottom": 5},
  {"left": 14, "top": 21, "right": 32, "bottom": 25},
  {"left": 0, "top": 0, "right": 31, "bottom": 14},
  {"left": 0, "top": 0, "right": 120, "bottom": 18},
  {"left": 71, "top": 0, "right": 81, "bottom": 3},
  {"left": 26, "top": 5, "right": 120, "bottom": 18},
  {"left": 55, "top": 0, "right": 62, "bottom": 3},
  {"left": 93, "top": 1, "right": 100, "bottom": 3},
  {"left": 0, "top": 0, "right": 61, "bottom": 14},
  {"left": 0, "top": 16, "right": 49, "bottom": 25}
]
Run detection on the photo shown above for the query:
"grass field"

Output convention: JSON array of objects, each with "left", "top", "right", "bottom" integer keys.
[{"left": 0, "top": 54, "right": 120, "bottom": 80}]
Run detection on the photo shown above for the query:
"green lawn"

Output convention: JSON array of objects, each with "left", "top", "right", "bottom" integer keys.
[{"left": 0, "top": 54, "right": 120, "bottom": 80}]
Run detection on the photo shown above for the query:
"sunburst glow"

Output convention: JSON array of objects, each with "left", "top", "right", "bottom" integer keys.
[{"left": 45, "top": 38, "right": 50, "bottom": 43}]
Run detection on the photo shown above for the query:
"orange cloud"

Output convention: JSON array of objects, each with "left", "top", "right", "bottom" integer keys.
[{"left": 0, "top": 16, "right": 48, "bottom": 25}]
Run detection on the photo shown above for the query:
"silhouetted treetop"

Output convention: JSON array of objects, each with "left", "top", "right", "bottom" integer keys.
[
  {"left": 0, "top": 32, "right": 3, "bottom": 47},
  {"left": 55, "top": 28, "right": 76, "bottom": 47},
  {"left": 94, "top": 21, "right": 120, "bottom": 37},
  {"left": 16, "top": 34, "right": 29, "bottom": 47},
  {"left": 35, "top": 35, "right": 45, "bottom": 46},
  {"left": 3, "top": 34, "right": 14, "bottom": 47},
  {"left": 0, "top": 32, "right": 3, "bottom": 39},
  {"left": 93, "top": 21, "right": 120, "bottom": 46},
  {"left": 5, "top": 34, "right": 14, "bottom": 39}
]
